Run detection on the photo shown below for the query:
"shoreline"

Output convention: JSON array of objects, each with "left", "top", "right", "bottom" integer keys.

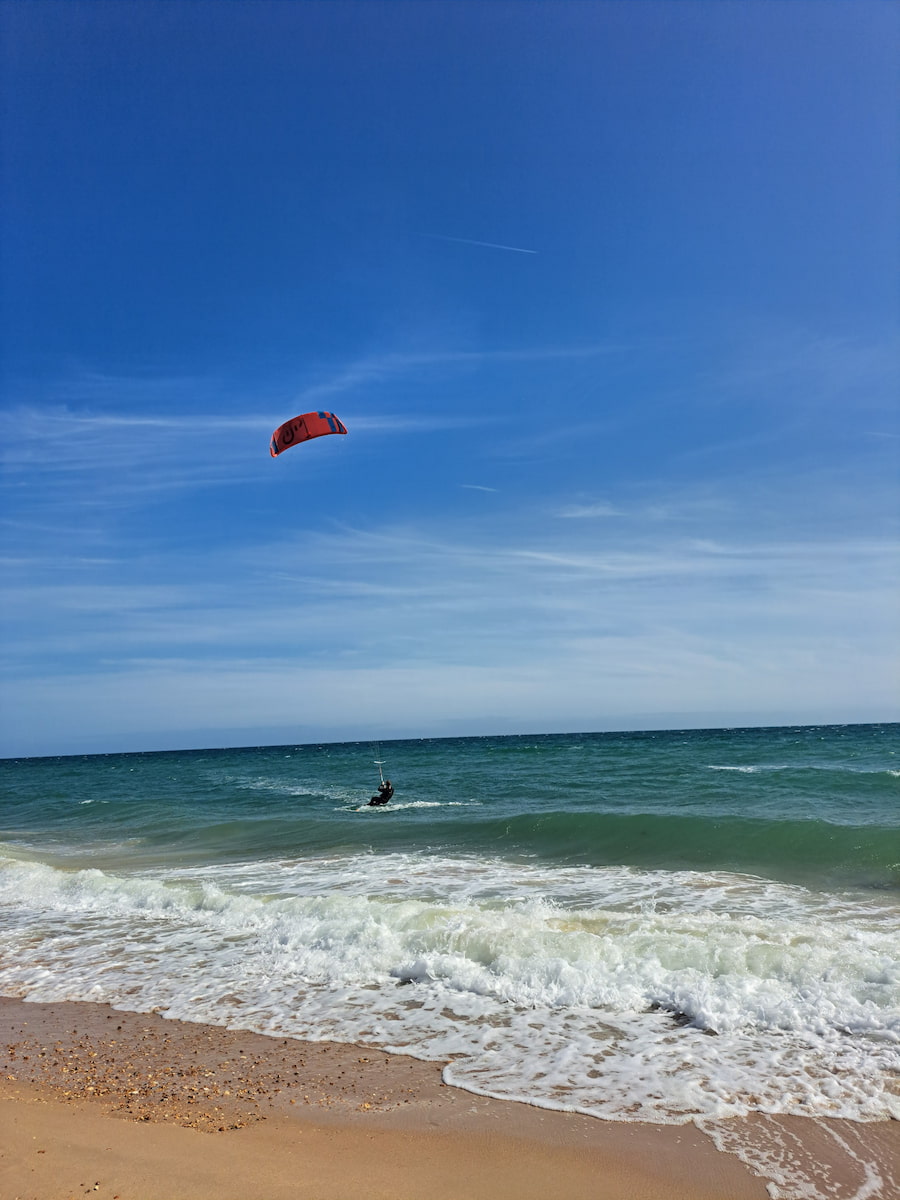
[
  {"left": 0, "top": 996, "right": 772, "bottom": 1200},
  {"left": 2, "top": 998, "right": 897, "bottom": 1199}
]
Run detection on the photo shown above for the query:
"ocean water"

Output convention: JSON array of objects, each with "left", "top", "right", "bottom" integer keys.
[{"left": 1, "top": 724, "right": 898, "bottom": 1193}]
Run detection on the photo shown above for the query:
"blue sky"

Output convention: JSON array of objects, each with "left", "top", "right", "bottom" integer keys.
[{"left": 1, "top": 0, "right": 898, "bottom": 756}]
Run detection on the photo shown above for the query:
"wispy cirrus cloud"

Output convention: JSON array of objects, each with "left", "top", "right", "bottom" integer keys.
[
  {"left": 711, "top": 330, "right": 900, "bottom": 401},
  {"left": 2, "top": 334, "right": 625, "bottom": 471},
  {"left": 293, "top": 341, "right": 629, "bottom": 406},
  {"left": 3, "top": 492, "right": 898, "bottom": 753},
  {"left": 0, "top": 404, "right": 267, "bottom": 467},
  {"left": 418, "top": 232, "right": 538, "bottom": 255},
  {"left": 0, "top": 403, "right": 491, "bottom": 466},
  {"left": 557, "top": 502, "right": 624, "bottom": 518},
  {"left": 5, "top": 547, "right": 897, "bottom": 755}
]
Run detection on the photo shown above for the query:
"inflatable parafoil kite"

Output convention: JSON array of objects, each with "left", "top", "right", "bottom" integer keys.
[{"left": 269, "top": 411, "right": 348, "bottom": 457}]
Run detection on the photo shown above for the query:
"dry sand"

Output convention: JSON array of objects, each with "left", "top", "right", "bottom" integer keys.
[{"left": 0, "top": 997, "right": 894, "bottom": 1200}]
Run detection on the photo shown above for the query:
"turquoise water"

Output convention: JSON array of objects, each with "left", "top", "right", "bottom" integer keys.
[
  {"left": 4, "top": 725, "right": 897, "bottom": 886},
  {"left": 1, "top": 723, "right": 898, "bottom": 1191}
]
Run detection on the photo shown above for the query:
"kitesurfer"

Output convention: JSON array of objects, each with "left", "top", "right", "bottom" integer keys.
[{"left": 368, "top": 779, "right": 394, "bottom": 806}]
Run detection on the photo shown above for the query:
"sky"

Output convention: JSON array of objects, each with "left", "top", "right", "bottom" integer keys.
[{"left": 1, "top": 0, "right": 898, "bottom": 757}]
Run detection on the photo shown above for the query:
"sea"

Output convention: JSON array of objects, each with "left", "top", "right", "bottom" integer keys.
[{"left": 1, "top": 724, "right": 898, "bottom": 1197}]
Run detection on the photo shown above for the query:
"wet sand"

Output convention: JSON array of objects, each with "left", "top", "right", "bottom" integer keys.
[{"left": 0, "top": 997, "right": 894, "bottom": 1199}]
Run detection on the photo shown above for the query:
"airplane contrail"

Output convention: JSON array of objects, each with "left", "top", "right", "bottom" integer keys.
[{"left": 421, "top": 233, "right": 537, "bottom": 255}]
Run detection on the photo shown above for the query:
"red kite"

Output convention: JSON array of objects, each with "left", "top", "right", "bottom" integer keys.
[{"left": 269, "top": 411, "right": 348, "bottom": 457}]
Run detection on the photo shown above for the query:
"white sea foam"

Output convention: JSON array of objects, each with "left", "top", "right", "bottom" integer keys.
[
  {"left": 1, "top": 849, "right": 897, "bottom": 1140},
  {"left": 345, "top": 800, "right": 479, "bottom": 813},
  {"left": 704, "top": 1115, "right": 898, "bottom": 1200},
  {"left": 708, "top": 763, "right": 900, "bottom": 777}
]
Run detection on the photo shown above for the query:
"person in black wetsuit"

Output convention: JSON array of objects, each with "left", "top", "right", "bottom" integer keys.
[{"left": 368, "top": 779, "right": 394, "bottom": 806}]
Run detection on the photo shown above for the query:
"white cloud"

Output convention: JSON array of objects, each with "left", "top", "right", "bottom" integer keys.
[
  {"left": 4, "top": 631, "right": 897, "bottom": 757},
  {"left": 292, "top": 342, "right": 625, "bottom": 407},
  {"left": 557, "top": 502, "right": 624, "bottom": 518},
  {"left": 3, "top": 500, "right": 897, "bottom": 754}
]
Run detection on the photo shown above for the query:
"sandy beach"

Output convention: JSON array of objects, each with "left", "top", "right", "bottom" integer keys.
[{"left": 0, "top": 997, "right": 778, "bottom": 1200}]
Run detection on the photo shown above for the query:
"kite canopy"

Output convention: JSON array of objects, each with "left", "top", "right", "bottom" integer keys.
[{"left": 269, "top": 411, "right": 348, "bottom": 457}]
